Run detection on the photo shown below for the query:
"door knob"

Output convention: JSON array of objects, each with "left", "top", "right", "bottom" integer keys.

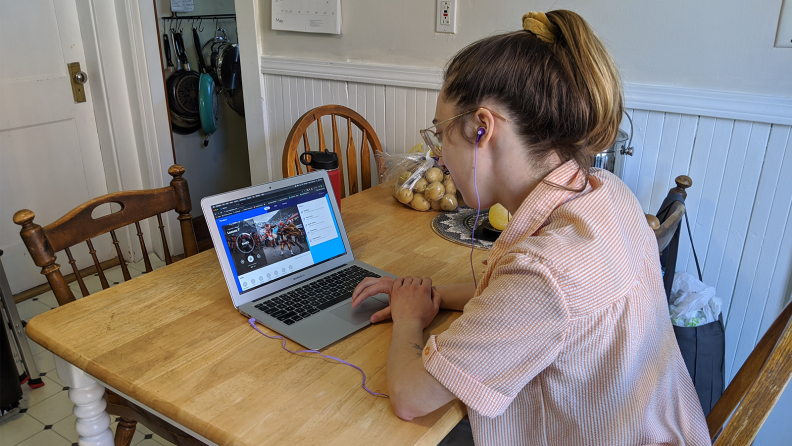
[
  {"left": 67, "top": 62, "right": 87, "bottom": 102},
  {"left": 73, "top": 71, "right": 88, "bottom": 84}
]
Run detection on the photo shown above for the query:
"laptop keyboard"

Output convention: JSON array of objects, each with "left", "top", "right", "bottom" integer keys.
[{"left": 253, "top": 265, "right": 381, "bottom": 326}]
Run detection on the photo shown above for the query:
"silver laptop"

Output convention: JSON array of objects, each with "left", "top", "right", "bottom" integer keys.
[{"left": 200, "top": 170, "right": 396, "bottom": 350}]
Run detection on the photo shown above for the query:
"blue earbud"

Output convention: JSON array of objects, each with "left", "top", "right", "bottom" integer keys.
[{"left": 476, "top": 127, "right": 486, "bottom": 142}]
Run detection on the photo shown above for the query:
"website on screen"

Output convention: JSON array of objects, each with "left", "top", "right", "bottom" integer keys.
[{"left": 211, "top": 179, "right": 346, "bottom": 294}]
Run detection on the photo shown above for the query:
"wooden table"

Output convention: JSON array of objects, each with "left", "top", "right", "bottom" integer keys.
[{"left": 26, "top": 184, "right": 488, "bottom": 446}]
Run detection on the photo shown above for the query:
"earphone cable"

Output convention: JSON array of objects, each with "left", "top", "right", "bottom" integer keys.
[
  {"left": 247, "top": 317, "right": 389, "bottom": 398},
  {"left": 470, "top": 129, "right": 484, "bottom": 289}
]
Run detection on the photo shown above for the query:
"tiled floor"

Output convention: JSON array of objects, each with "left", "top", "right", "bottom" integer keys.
[{"left": 0, "top": 254, "right": 172, "bottom": 446}]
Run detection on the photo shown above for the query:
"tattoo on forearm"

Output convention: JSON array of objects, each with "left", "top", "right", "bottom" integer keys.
[{"left": 411, "top": 343, "right": 423, "bottom": 356}]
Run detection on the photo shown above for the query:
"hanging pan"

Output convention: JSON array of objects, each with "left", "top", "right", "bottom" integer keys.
[
  {"left": 193, "top": 28, "right": 218, "bottom": 146},
  {"left": 202, "top": 29, "right": 227, "bottom": 88},
  {"left": 216, "top": 41, "right": 241, "bottom": 91},
  {"left": 166, "top": 30, "right": 200, "bottom": 132},
  {"left": 225, "top": 84, "right": 245, "bottom": 117},
  {"left": 170, "top": 110, "right": 201, "bottom": 135}
]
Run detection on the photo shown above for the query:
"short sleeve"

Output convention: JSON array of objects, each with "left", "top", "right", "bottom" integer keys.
[{"left": 422, "top": 254, "right": 570, "bottom": 417}]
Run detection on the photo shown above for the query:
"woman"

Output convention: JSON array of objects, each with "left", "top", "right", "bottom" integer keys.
[{"left": 351, "top": 10, "right": 710, "bottom": 446}]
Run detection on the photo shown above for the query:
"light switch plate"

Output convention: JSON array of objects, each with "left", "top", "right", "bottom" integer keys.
[
  {"left": 776, "top": 0, "right": 792, "bottom": 48},
  {"left": 436, "top": 0, "right": 457, "bottom": 34}
]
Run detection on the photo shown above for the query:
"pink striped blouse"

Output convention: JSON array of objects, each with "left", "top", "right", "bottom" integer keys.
[{"left": 422, "top": 161, "right": 710, "bottom": 445}]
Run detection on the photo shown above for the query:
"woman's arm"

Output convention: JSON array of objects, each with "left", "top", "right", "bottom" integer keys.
[
  {"left": 388, "top": 319, "right": 456, "bottom": 420},
  {"left": 386, "top": 278, "right": 456, "bottom": 420},
  {"left": 435, "top": 282, "right": 476, "bottom": 311}
]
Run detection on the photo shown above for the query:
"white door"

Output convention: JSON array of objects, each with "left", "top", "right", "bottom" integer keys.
[{"left": 0, "top": 0, "right": 111, "bottom": 294}]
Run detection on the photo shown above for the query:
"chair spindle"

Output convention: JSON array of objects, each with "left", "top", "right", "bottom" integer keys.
[
  {"left": 346, "top": 117, "right": 358, "bottom": 195},
  {"left": 282, "top": 105, "right": 385, "bottom": 197},
  {"left": 317, "top": 116, "right": 327, "bottom": 152},
  {"left": 110, "top": 230, "right": 132, "bottom": 281},
  {"left": 115, "top": 417, "right": 137, "bottom": 446},
  {"left": 85, "top": 239, "right": 110, "bottom": 289},
  {"left": 64, "top": 247, "right": 89, "bottom": 297},
  {"left": 156, "top": 215, "right": 172, "bottom": 265},
  {"left": 135, "top": 221, "right": 153, "bottom": 273},
  {"left": 330, "top": 114, "right": 346, "bottom": 198},
  {"left": 361, "top": 129, "right": 372, "bottom": 190},
  {"left": 297, "top": 132, "right": 310, "bottom": 174}
]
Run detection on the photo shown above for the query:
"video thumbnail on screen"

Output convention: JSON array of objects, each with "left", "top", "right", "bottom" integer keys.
[{"left": 221, "top": 206, "right": 310, "bottom": 274}]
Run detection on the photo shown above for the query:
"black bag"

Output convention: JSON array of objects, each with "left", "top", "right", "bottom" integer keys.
[
  {"left": 1, "top": 315, "right": 23, "bottom": 413},
  {"left": 657, "top": 193, "right": 725, "bottom": 416}
]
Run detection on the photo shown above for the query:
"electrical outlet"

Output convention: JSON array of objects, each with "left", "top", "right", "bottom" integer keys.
[{"left": 436, "top": 0, "right": 457, "bottom": 33}]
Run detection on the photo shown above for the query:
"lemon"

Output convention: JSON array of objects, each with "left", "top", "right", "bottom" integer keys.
[
  {"left": 489, "top": 203, "right": 512, "bottom": 230},
  {"left": 409, "top": 143, "right": 424, "bottom": 153}
]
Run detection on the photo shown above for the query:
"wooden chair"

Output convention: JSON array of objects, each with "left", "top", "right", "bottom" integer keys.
[
  {"left": 645, "top": 175, "right": 692, "bottom": 252},
  {"left": 282, "top": 105, "right": 385, "bottom": 197},
  {"left": 646, "top": 175, "right": 792, "bottom": 442},
  {"left": 707, "top": 299, "right": 792, "bottom": 445},
  {"left": 13, "top": 165, "right": 202, "bottom": 446}
]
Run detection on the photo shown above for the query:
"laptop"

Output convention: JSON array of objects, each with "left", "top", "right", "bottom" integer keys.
[{"left": 200, "top": 170, "right": 396, "bottom": 350}]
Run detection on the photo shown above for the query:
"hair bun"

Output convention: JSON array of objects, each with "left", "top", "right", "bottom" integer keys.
[{"left": 522, "top": 11, "right": 559, "bottom": 43}]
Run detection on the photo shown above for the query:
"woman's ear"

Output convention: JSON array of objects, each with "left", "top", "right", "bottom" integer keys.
[{"left": 473, "top": 109, "right": 495, "bottom": 147}]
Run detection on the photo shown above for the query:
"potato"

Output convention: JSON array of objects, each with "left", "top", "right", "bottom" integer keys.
[
  {"left": 430, "top": 199, "right": 443, "bottom": 211},
  {"left": 443, "top": 178, "right": 456, "bottom": 196},
  {"left": 413, "top": 178, "right": 428, "bottom": 193},
  {"left": 396, "top": 187, "right": 413, "bottom": 204},
  {"left": 396, "top": 170, "right": 412, "bottom": 186},
  {"left": 425, "top": 167, "right": 443, "bottom": 184},
  {"left": 410, "top": 193, "right": 431, "bottom": 211},
  {"left": 425, "top": 181, "right": 445, "bottom": 201},
  {"left": 440, "top": 194, "right": 458, "bottom": 211}
]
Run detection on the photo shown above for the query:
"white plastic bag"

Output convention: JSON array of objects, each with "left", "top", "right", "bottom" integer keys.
[{"left": 669, "top": 271, "right": 722, "bottom": 327}]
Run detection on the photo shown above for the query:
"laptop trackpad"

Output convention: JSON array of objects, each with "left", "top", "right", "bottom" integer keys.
[{"left": 330, "top": 297, "right": 388, "bottom": 326}]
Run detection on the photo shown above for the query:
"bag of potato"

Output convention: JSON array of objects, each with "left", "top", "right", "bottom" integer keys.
[{"left": 377, "top": 149, "right": 459, "bottom": 212}]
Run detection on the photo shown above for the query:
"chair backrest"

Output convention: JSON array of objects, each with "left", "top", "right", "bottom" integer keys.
[
  {"left": 707, "top": 300, "right": 792, "bottom": 445},
  {"left": 282, "top": 105, "right": 385, "bottom": 197},
  {"left": 13, "top": 165, "right": 198, "bottom": 306},
  {"left": 645, "top": 175, "right": 692, "bottom": 252}
]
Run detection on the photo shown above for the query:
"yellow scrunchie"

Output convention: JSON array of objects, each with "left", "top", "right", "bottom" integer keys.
[{"left": 522, "top": 11, "right": 558, "bottom": 44}]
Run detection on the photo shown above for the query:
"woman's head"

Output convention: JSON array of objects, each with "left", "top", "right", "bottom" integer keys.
[{"left": 440, "top": 10, "right": 623, "bottom": 171}]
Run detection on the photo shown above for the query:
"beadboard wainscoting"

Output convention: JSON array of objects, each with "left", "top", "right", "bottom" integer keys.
[{"left": 257, "top": 57, "right": 792, "bottom": 383}]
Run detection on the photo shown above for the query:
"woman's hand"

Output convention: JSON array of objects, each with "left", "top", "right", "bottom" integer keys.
[
  {"left": 351, "top": 276, "right": 442, "bottom": 325},
  {"left": 390, "top": 277, "right": 441, "bottom": 329},
  {"left": 351, "top": 276, "right": 395, "bottom": 323}
]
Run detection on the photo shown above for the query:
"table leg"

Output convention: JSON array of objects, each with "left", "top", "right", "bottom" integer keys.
[{"left": 54, "top": 356, "right": 114, "bottom": 446}]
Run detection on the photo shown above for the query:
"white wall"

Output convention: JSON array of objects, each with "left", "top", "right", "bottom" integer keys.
[
  {"left": 257, "top": 0, "right": 791, "bottom": 98},
  {"left": 156, "top": 0, "right": 252, "bottom": 214}
]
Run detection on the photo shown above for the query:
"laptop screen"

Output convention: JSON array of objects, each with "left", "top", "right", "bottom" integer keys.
[{"left": 210, "top": 177, "right": 347, "bottom": 295}]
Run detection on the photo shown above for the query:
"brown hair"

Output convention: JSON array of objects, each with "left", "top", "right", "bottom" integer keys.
[{"left": 443, "top": 10, "right": 623, "bottom": 176}]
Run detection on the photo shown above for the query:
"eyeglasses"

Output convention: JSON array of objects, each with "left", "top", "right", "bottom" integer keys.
[{"left": 420, "top": 107, "right": 509, "bottom": 156}]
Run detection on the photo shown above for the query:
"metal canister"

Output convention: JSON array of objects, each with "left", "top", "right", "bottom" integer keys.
[{"left": 595, "top": 129, "right": 630, "bottom": 173}]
